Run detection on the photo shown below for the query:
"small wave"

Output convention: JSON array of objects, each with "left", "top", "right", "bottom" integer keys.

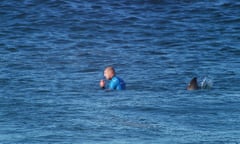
[{"left": 200, "top": 77, "right": 213, "bottom": 89}]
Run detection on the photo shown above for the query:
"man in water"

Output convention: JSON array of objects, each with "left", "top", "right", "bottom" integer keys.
[{"left": 99, "top": 66, "right": 125, "bottom": 90}]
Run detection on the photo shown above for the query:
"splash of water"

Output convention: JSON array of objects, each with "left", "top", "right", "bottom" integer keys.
[{"left": 200, "top": 77, "right": 213, "bottom": 89}]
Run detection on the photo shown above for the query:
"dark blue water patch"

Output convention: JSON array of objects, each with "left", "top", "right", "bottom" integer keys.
[{"left": 220, "top": 46, "right": 240, "bottom": 56}]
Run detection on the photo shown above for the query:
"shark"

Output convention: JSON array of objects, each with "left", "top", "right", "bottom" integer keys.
[
  {"left": 187, "top": 77, "right": 213, "bottom": 90},
  {"left": 187, "top": 77, "right": 199, "bottom": 90}
]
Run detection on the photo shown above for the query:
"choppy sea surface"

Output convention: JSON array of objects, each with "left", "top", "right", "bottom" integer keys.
[{"left": 0, "top": 0, "right": 240, "bottom": 143}]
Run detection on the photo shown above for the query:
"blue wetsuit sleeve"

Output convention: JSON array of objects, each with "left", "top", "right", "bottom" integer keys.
[{"left": 109, "top": 78, "right": 118, "bottom": 90}]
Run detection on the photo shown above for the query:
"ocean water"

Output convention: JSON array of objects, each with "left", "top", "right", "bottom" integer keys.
[{"left": 0, "top": 0, "right": 240, "bottom": 143}]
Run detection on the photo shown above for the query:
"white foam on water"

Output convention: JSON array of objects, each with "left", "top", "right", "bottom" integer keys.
[{"left": 200, "top": 77, "right": 213, "bottom": 89}]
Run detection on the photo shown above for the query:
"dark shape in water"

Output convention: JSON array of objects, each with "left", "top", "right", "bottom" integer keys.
[{"left": 187, "top": 77, "right": 199, "bottom": 90}]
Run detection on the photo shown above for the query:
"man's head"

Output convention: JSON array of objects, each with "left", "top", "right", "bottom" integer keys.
[{"left": 104, "top": 66, "right": 115, "bottom": 80}]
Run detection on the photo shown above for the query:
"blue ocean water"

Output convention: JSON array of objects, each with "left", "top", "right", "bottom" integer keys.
[{"left": 0, "top": 0, "right": 240, "bottom": 143}]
